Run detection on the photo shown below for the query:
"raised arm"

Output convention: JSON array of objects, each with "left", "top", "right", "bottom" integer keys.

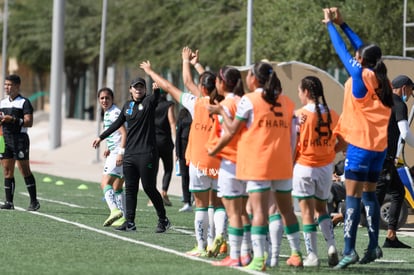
[
  {"left": 324, "top": 12, "right": 355, "bottom": 74},
  {"left": 140, "top": 60, "right": 183, "bottom": 104},
  {"left": 330, "top": 7, "right": 363, "bottom": 51},
  {"left": 182, "top": 47, "right": 201, "bottom": 97},
  {"left": 324, "top": 8, "right": 366, "bottom": 98},
  {"left": 190, "top": 49, "right": 205, "bottom": 75}
]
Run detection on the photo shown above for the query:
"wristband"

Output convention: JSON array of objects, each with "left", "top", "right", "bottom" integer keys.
[
  {"left": 194, "top": 63, "right": 202, "bottom": 69},
  {"left": 119, "top": 148, "right": 125, "bottom": 155},
  {"left": 183, "top": 59, "right": 190, "bottom": 63}
]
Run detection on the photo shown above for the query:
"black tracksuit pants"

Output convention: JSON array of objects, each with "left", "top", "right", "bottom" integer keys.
[{"left": 123, "top": 150, "right": 166, "bottom": 223}]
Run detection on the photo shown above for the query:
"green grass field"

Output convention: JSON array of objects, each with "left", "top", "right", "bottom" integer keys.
[{"left": 1, "top": 171, "right": 414, "bottom": 275}]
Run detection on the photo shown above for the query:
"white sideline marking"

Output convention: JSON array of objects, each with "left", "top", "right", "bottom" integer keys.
[
  {"left": 16, "top": 207, "right": 264, "bottom": 275},
  {"left": 19, "top": 192, "right": 195, "bottom": 236},
  {"left": 16, "top": 195, "right": 411, "bottom": 265},
  {"left": 376, "top": 259, "right": 407, "bottom": 263},
  {"left": 171, "top": 227, "right": 194, "bottom": 235},
  {"left": 34, "top": 197, "right": 85, "bottom": 208},
  {"left": 19, "top": 192, "right": 85, "bottom": 208}
]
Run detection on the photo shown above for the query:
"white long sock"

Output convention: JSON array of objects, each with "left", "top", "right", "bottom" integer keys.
[
  {"left": 207, "top": 206, "right": 215, "bottom": 247},
  {"left": 214, "top": 207, "right": 227, "bottom": 238},
  {"left": 195, "top": 209, "right": 209, "bottom": 250},
  {"left": 269, "top": 214, "right": 283, "bottom": 265},
  {"left": 303, "top": 231, "right": 318, "bottom": 256},
  {"left": 115, "top": 189, "right": 125, "bottom": 216},
  {"left": 228, "top": 226, "right": 243, "bottom": 259},
  {"left": 318, "top": 214, "right": 336, "bottom": 248},
  {"left": 103, "top": 186, "right": 117, "bottom": 211},
  {"left": 241, "top": 224, "right": 252, "bottom": 256},
  {"left": 286, "top": 231, "right": 301, "bottom": 254},
  {"left": 251, "top": 231, "right": 266, "bottom": 258}
]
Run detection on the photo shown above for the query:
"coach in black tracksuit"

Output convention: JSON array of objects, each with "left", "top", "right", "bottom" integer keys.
[
  {"left": 93, "top": 77, "right": 170, "bottom": 233},
  {"left": 376, "top": 75, "right": 414, "bottom": 248}
]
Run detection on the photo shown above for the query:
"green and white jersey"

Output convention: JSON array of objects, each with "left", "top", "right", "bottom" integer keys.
[{"left": 103, "top": 104, "right": 122, "bottom": 152}]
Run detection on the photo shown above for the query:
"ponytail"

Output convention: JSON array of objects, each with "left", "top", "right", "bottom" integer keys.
[
  {"left": 359, "top": 44, "right": 393, "bottom": 108},
  {"left": 198, "top": 71, "right": 223, "bottom": 104},
  {"left": 252, "top": 62, "right": 282, "bottom": 116},
  {"left": 301, "top": 76, "right": 333, "bottom": 140},
  {"left": 218, "top": 66, "right": 245, "bottom": 97},
  {"left": 373, "top": 60, "right": 393, "bottom": 108}
]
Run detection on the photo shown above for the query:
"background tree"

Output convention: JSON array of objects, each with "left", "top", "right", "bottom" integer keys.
[
  {"left": 253, "top": 0, "right": 411, "bottom": 69},
  {"left": 5, "top": 0, "right": 103, "bottom": 117},
  {"left": 64, "top": 1, "right": 101, "bottom": 117},
  {"left": 2, "top": 0, "right": 414, "bottom": 117},
  {"left": 5, "top": 0, "right": 51, "bottom": 109}
]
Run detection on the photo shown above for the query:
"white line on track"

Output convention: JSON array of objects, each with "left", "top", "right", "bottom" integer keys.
[
  {"left": 19, "top": 192, "right": 85, "bottom": 208},
  {"left": 33, "top": 197, "right": 85, "bottom": 208},
  {"left": 16, "top": 195, "right": 409, "bottom": 268},
  {"left": 171, "top": 227, "right": 194, "bottom": 235},
  {"left": 20, "top": 194, "right": 165, "bottom": 212},
  {"left": 16, "top": 206, "right": 265, "bottom": 275}
]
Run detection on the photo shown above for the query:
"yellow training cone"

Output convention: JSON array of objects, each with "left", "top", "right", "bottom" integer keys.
[
  {"left": 77, "top": 184, "right": 88, "bottom": 190},
  {"left": 55, "top": 180, "right": 64, "bottom": 186},
  {"left": 43, "top": 177, "right": 52, "bottom": 183}
]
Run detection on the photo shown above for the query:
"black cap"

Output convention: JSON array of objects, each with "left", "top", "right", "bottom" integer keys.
[
  {"left": 130, "top": 77, "right": 146, "bottom": 87},
  {"left": 391, "top": 75, "right": 414, "bottom": 89}
]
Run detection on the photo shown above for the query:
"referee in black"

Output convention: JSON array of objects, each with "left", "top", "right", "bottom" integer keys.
[
  {"left": 93, "top": 77, "right": 171, "bottom": 233},
  {"left": 0, "top": 74, "right": 39, "bottom": 211}
]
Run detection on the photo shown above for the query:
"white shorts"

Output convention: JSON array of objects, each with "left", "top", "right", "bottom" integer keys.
[
  {"left": 246, "top": 179, "right": 292, "bottom": 193},
  {"left": 217, "top": 159, "right": 247, "bottom": 198},
  {"left": 292, "top": 162, "right": 333, "bottom": 201},
  {"left": 103, "top": 150, "right": 123, "bottom": 178},
  {"left": 189, "top": 162, "right": 218, "bottom": 192}
]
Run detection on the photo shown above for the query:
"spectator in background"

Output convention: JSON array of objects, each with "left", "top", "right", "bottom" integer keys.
[
  {"left": 176, "top": 107, "right": 193, "bottom": 212},
  {"left": 0, "top": 74, "right": 39, "bottom": 211}
]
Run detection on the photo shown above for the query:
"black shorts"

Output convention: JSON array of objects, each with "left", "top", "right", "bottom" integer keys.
[{"left": 0, "top": 133, "right": 30, "bottom": 160}]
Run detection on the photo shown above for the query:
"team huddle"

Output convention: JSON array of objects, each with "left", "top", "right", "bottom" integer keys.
[{"left": 89, "top": 7, "right": 412, "bottom": 271}]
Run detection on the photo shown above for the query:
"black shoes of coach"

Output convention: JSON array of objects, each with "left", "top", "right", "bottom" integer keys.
[
  {"left": 383, "top": 237, "right": 411, "bottom": 249},
  {"left": 156, "top": 218, "right": 171, "bottom": 233},
  {"left": 115, "top": 221, "right": 136, "bottom": 232},
  {"left": 27, "top": 200, "right": 40, "bottom": 211},
  {"left": 0, "top": 201, "right": 14, "bottom": 210}
]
